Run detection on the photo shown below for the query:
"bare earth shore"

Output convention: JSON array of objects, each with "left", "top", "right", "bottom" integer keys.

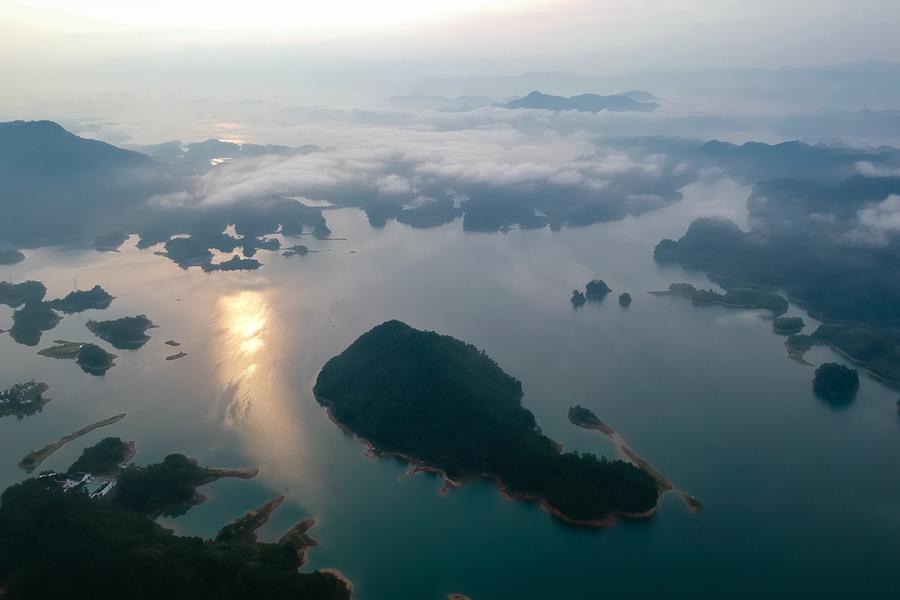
[
  {"left": 18, "top": 413, "right": 127, "bottom": 472},
  {"left": 321, "top": 403, "right": 645, "bottom": 528},
  {"left": 571, "top": 411, "right": 703, "bottom": 514}
]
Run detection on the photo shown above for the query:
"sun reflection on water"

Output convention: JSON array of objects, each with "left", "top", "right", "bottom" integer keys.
[{"left": 215, "top": 290, "right": 311, "bottom": 486}]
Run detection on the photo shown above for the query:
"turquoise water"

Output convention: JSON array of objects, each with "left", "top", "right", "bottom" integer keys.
[{"left": 1, "top": 178, "right": 898, "bottom": 599}]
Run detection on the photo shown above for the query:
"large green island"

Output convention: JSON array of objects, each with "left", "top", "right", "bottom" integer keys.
[{"left": 314, "top": 320, "right": 660, "bottom": 526}]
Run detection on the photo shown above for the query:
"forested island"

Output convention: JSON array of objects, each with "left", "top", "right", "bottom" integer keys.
[
  {"left": 618, "top": 292, "right": 633, "bottom": 307},
  {"left": 651, "top": 282, "right": 788, "bottom": 315},
  {"left": 315, "top": 320, "right": 660, "bottom": 526},
  {"left": 87, "top": 315, "right": 156, "bottom": 349},
  {"left": 47, "top": 285, "right": 114, "bottom": 313},
  {"left": 0, "top": 382, "right": 51, "bottom": 419},
  {"left": 585, "top": 279, "right": 612, "bottom": 300},
  {"left": 813, "top": 363, "right": 860, "bottom": 400},
  {"left": 773, "top": 316, "right": 805, "bottom": 335},
  {"left": 38, "top": 340, "right": 117, "bottom": 375},
  {"left": 570, "top": 290, "right": 586, "bottom": 306},
  {"left": 9, "top": 301, "right": 62, "bottom": 346}
]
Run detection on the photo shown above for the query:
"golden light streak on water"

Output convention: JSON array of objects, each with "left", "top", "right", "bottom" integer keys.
[{"left": 214, "top": 290, "right": 313, "bottom": 487}]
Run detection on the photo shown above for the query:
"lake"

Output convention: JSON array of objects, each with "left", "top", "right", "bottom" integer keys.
[{"left": 1, "top": 176, "right": 898, "bottom": 599}]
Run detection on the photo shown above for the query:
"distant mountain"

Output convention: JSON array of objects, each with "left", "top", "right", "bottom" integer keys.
[
  {"left": 128, "top": 138, "right": 321, "bottom": 166},
  {"left": 498, "top": 91, "right": 658, "bottom": 113},
  {"left": 0, "top": 120, "right": 169, "bottom": 245},
  {"left": 384, "top": 95, "right": 494, "bottom": 112},
  {"left": 0, "top": 120, "right": 149, "bottom": 176}
]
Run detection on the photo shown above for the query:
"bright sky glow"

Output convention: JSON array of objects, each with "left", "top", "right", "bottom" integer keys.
[{"left": 10, "top": 0, "right": 538, "bottom": 32}]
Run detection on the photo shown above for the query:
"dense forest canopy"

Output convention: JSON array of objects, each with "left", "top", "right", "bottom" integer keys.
[{"left": 315, "top": 320, "right": 659, "bottom": 523}]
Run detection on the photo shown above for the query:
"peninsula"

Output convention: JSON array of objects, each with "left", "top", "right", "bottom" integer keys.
[
  {"left": 314, "top": 320, "right": 660, "bottom": 526},
  {"left": 19, "top": 413, "right": 127, "bottom": 472},
  {"left": 47, "top": 285, "right": 114, "bottom": 313},
  {"left": 115, "top": 453, "right": 259, "bottom": 517},
  {"left": 650, "top": 282, "right": 788, "bottom": 316},
  {"left": 568, "top": 405, "right": 702, "bottom": 512}
]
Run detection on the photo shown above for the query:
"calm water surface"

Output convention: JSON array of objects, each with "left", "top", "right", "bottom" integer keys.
[{"left": 1, "top": 178, "right": 898, "bottom": 599}]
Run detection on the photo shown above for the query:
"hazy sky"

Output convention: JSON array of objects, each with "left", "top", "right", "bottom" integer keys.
[
  {"left": 4, "top": 1, "right": 899, "bottom": 73},
  {"left": 3, "top": 0, "right": 900, "bottom": 142}
]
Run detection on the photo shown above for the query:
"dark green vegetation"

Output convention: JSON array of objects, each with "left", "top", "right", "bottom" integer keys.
[
  {"left": 282, "top": 244, "right": 309, "bottom": 257},
  {"left": 813, "top": 363, "right": 860, "bottom": 401},
  {"left": 94, "top": 231, "right": 129, "bottom": 251},
  {"left": 86, "top": 315, "right": 155, "bottom": 349},
  {"left": 68, "top": 437, "right": 130, "bottom": 474},
  {"left": 660, "top": 282, "right": 788, "bottom": 315},
  {"left": 38, "top": 341, "right": 117, "bottom": 375},
  {"left": 0, "top": 478, "right": 350, "bottom": 599},
  {"left": 567, "top": 405, "right": 606, "bottom": 431},
  {"left": 9, "top": 302, "right": 61, "bottom": 346},
  {"left": 315, "top": 321, "right": 660, "bottom": 524},
  {"left": 585, "top": 279, "right": 611, "bottom": 300},
  {"left": 115, "top": 454, "right": 211, "bottom": 516},
  {"left": 654, "top": 175, "right": 900, "bottom": 324},
  {"left": 786, "top": 334, "right": 814, "bottom": 353},
  {"left": 618, "top": 292, "right": 633, "bottom": 307},
  {"left": 499, "top": 91, "right": 658, "bottom": 112},
  {"left": 0, "top": 249, "right": 24, "bottom": 265},
  {"left": 808, "top": 324, "right": 900, "bottom": 386},
  {"left": 159, "top": 233, "right": 271, "bottom": 271},
  {"left": 212, "top": 256, "right": 262, "bottom": 271},
  {"left": 47, "top": 285, "right": 113, "bottom": 313},
  {"left": 773, "top": 316, "right": 805, "bottom": 335},
  {"left": 0, "top": 382, "right": 50, "bottom": 419},
  {"left": 114, "top": 454, "right": 255, "bottom": 517},
  {"left": 0, "top": 281, "right": 46, "bottom": 308},
  {"left": 570, "top": 290, "right": 586, "bottom": 306}
]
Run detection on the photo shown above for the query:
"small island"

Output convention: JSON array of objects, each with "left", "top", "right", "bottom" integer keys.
[
  {"left": 282, "top": 244, "right": 310, "bottom": 257},
  {"left": 785, "top": 334, "right": 814, "bottom": 365},
  {"left": 585, "top": 279, "right": 612, "bottom": 301},
  {"left": 0, "top": 249, "right": 25, "bottom": 265},
  {"left": 813, "top": 362, "right": 860, "bottom": 401},
  {"left": 618, "top": 292, "right": 632, "bottom": 307},
  {"left": 651, "top": 282, "right": 788, "bottom": 316},
  {"left": 38, "top": 340, "right": 117, "bottom": 375},
  {"left": 47, "top": 285, "right": 114, "bottom": 313},
  {"left": 315, "top": 321, "right": 660, "bottom": 526},
  {"left": 86, "top": 314, "right": 156, "bottom": 349},
  {"left": 10, "top": 302, "right": 62, "bottom": 346},
  {"left": 570, "top": 290, "right": 586, "bottom": 306},
  {"left": 0, "top": 381, "right": 51, "bottom": 419},
  {"left": 773, "top": 316, "right": 805, "bottom": 335}
]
